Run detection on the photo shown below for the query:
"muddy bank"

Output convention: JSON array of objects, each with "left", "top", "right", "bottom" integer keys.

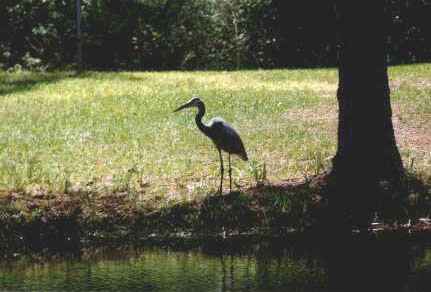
[{"left": 1, "top": 174, "right": 430, "bottom": 256}]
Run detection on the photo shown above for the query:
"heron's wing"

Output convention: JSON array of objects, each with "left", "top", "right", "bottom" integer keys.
[{"left": 209, "top": 118, "right": 248, "bottom": 161}]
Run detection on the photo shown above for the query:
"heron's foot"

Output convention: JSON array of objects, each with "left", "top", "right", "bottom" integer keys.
[{"left": 228, "top": 190, "right": 240, "bottom": 197}]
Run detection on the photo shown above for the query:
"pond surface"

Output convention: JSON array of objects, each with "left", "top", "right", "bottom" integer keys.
[{"left": 0, "top": 235, "right": 430, "bottom": 292}]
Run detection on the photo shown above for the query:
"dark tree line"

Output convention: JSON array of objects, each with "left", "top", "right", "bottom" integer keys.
[{"left": 1, "top": 0, "right": 430, "bottom": 70}]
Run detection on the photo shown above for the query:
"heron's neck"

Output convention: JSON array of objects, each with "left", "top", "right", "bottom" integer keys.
[{"left": 195, "top": 103, "right": 211, "bottom": 137}]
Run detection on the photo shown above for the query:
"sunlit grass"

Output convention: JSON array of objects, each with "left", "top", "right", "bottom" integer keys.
[{"left": 0, "top": 64, "right": 430, "bottom": 201}]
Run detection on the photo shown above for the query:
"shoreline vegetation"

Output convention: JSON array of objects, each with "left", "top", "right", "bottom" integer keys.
[
  {"left": 1, "top": 64, "right": 430, "bottom": 254},
  {"left": 1, "top": 173, "right": 430, "bottom": 257}
]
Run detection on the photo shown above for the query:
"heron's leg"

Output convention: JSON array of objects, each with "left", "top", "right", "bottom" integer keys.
[
  {"left": 218, "top": 149, "right": 224, "bottom": 195},
  {"left": 228, "top": 153, "right": 232, "bottom": 193}
]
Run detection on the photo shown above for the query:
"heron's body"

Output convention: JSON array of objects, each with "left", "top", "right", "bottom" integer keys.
[
  {"left": 205, "top": 117, "right": 248, "bottom": 161},
  {"left": 174, "top": 97, "right": 248, "bottom": 193}
]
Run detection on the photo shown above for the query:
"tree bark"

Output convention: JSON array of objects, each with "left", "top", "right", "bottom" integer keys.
[{"left": 330, "top": 1, "right": 405, "bottom": 226}]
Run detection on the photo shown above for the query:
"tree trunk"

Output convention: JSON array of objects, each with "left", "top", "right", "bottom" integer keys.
[
  {"left": 330, "top": 1, "right": 405, "bottom": 226},
  {"left": 76, "top": 0, "right": 83, "bottom": 71}
]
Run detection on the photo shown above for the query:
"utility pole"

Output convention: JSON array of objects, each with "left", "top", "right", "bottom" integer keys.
[{"left": 76, "top": 0, "right": 82, "bottom": 70}]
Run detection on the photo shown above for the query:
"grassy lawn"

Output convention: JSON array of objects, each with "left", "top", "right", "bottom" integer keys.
[
  {"left": 0, "top": 64, "right": 430, "bottom": 203},
  {"left": 0, "top": 64, "right": 430, "bottom": 249}
]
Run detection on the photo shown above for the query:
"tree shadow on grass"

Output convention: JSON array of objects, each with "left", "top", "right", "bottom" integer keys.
[
  {"left": 0, "top": 172, "right": 429, "bottom": 257},
  {"left": 244, "top": 171, "right": 431, "bottom": 234},
  {"left": 195, "top": 176, "right": 328, "bottom": 235},
  {"left": 0, "top": 71, "right": 78, "bottom": 96}
]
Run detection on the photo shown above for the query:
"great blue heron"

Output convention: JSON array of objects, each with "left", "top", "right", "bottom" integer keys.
[{"left": 174, "top": 97, "right": 248, "bottom": 194}]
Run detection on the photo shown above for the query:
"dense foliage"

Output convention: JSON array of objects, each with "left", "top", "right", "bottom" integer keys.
[{"left": 1, "top": 0, "right": 430, "bottom": 70}]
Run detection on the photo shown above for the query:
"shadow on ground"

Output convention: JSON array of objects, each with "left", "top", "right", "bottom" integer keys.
[{"left": 0, "top": 172, "right": 430, "bottom": 257}]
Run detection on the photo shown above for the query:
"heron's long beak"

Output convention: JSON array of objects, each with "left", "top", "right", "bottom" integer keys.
[{"left": 173, "top": 102, "right": 192, "bottom": 113}]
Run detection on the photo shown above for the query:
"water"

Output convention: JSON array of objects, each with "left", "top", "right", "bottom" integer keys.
[{"left": 0, "top": 235, "right": 430, "bottom": 292}]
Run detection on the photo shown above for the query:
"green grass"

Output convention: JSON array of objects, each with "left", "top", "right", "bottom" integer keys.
[
  {"left": 0, "top": 64, "right": 430, "bottom": 202},
  {"left": 1, "top": 65, "right": 431, "bottom": 250}
]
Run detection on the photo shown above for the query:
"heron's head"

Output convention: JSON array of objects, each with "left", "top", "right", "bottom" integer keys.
[{"left": 173, "top": 97, "right": 203, "bottom": 112}]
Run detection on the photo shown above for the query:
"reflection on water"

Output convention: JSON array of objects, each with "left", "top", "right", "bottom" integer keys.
[{"left": 0, "top": 235, "right": 430, "bottom": 292}]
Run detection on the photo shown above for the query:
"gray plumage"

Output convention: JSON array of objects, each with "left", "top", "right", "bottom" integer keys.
[
  {"left": 205, "top": 117, "right": 248, "bottom": 161},
  {"left": 174, "top": 97, "right": 248, "bottom": 194}
]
